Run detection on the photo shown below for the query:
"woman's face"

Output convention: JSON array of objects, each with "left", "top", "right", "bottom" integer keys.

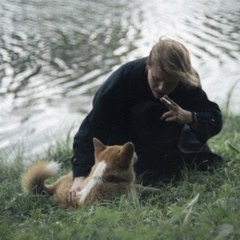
[{"left": 147, "top": 66, "right": 179, "bottom": 99}]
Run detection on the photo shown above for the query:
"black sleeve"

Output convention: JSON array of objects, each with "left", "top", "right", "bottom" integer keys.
[
  {"left": 188, "top": 87, "right": 222, "bottom": 143},
  {"left": 71, "top": 97, "right": 109, "bottom": 178},
  {"left": 71, "top": 64, "right": 131, "bottom": 178}
]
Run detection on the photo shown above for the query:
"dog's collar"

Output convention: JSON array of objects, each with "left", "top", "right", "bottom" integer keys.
[{"left": 103, "top": 175, "right": 128, "bottom": 183}]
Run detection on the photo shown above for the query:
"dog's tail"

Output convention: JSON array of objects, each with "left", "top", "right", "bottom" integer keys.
[{"left": 22, "top": 161, "right": 61, "bottom": 195}]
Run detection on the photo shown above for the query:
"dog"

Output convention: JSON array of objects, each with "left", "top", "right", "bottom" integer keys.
[{"left": 22, "top": 138, "right": 159, "bottom": 208}]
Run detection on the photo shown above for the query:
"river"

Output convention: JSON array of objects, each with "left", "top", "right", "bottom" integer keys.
[{"left": 0, "top": 0, "right": 239, "bottom": 158}]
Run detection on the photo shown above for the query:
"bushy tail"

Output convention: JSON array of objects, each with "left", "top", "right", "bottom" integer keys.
[{"left": 22, "top": 161, "right": 61, "bottom": 195}]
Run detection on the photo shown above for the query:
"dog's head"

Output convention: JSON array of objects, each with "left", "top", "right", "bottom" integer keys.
[{"left": 92, "top": 138, "right": 136, "bottom": 182}]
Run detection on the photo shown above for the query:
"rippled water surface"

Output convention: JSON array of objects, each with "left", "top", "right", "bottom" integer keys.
[{"left": 0, "top": 0, "right": 240, "bottom": 156}]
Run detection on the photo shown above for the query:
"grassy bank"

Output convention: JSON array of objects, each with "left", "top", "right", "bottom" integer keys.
[{"left": 0, "top": 113, "right": 240, "bottom": 240}]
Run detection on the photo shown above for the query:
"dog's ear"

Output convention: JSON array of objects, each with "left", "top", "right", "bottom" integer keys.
[
  {"left": 120, "top": 142, "right": 135, "bottom": 169},
  {"left": 93, "top": 138, "right": 106, "bottom": 155}
]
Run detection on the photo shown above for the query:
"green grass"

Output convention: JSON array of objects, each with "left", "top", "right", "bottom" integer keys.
[{"left": 0, "top": 112, "right": 240, "bottom": 240}]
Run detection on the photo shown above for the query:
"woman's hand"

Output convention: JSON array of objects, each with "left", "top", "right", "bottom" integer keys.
[
  {"left": 68, "top": 176, "right": 86, "bottom": 206},
  {"left": 160, "top": 95, "right": 192, "bottom": 124}
]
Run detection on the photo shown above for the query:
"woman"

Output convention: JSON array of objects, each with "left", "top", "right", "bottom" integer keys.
[{"left": 69, "top": 38, "right": 222, "bottom": 202}]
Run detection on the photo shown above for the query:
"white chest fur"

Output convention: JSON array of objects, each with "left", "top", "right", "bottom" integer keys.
[{"left": 77, "top": 161, "right": 106, "bottom": 204}]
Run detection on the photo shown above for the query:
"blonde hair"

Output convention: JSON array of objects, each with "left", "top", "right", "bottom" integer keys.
[{"left": 147, "top": 38, "right": 200, "bottom": 87}]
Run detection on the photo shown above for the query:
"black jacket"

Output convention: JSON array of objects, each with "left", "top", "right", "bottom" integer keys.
[{"left": 72, "top": 58, "right": 222, "bottom": 179}]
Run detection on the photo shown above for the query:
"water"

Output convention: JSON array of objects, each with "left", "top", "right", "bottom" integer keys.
[{"left": 0, "top": 0, "right": 239, "bottom": 158}]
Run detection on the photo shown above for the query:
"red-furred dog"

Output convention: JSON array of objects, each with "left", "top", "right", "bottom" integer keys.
[{"left": 22, "top": 138, "right": 159, "bottom": 208}]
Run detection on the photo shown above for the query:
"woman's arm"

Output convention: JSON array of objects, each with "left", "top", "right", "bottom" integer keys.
[
  {"left": 71, "top": 64, "right": 130, "bottom": 178},
  {"left": 160, "top": 89, "right": 222, "bottom": 144}
]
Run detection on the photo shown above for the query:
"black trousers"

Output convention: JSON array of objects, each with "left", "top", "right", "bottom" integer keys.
[{"left": 131, "top": 101, "right": 222, "bottom": 184}]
